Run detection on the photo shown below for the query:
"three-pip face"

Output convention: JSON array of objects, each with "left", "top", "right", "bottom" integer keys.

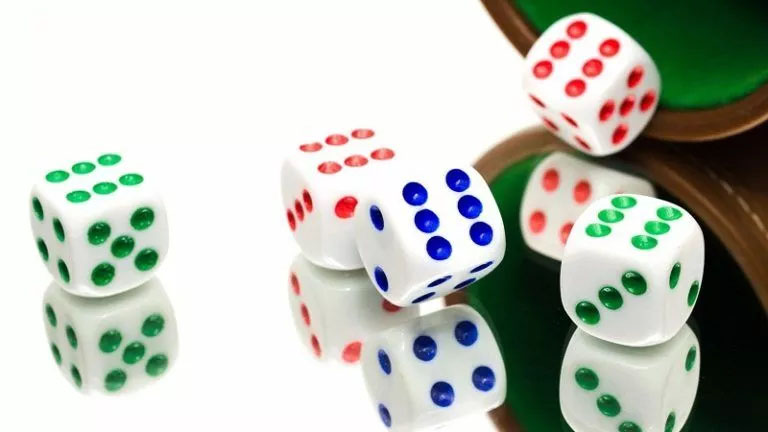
[{"left": 561, "top": 194, "right": 704, "bottom": 346}]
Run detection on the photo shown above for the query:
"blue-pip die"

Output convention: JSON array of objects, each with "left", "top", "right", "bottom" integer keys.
[
  {"left": 355, "top": 166, "right": 506, "bottom": 306},
  {"left": 361, "top": 305, "right": 507, "bottom": 431}
]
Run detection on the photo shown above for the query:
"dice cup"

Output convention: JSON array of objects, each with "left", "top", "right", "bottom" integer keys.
[
  {"left": 447, "top": 125, "right": 768, "bottom": 431},
  {"left": 481, "top": 0, "right": 768, "bottom": 142},
  {"left": 473, "top": 126, "right": 768, "bottom": 310}
]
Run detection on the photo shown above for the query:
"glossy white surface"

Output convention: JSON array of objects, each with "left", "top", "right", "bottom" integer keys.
[
  {"left": 523, "top": 13, "right": 660, "bottom": 156},
  {"left": 561, "top": 194, "right": 705, "bottom": 346},
  {"left": 287, "top": 254, "right": 418, "bottom": 364},
  {"left": 560, "top": 326, "right": 700, "bottom": 432},
  {"left": 42, "top": 278, "right": 178, "bottom": 394},
  {"left": 361, "top": 305, "right": 506, "bottom": 431},
  {"left": 355, "top": 165, "right": 505, "bottom": 306},
  {"left": 0, "top": 0, "right": 530, "bottom": 430},
  {"left": 30, "top": 154, "right": 168, "bottom": 297},
  {"left": 520, "top": 152, "right": 655, "bottom": 260}
]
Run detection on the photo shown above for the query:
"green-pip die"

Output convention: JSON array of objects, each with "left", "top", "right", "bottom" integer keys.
[
  {"left": 30, "top": 153, "right": 168, "bottom": 297},
  {"left": 561, "top": 194, "right": 704, "bottom": 347},
  {"left": 560, "top": 325, "right": 700, "bottom": 432}
]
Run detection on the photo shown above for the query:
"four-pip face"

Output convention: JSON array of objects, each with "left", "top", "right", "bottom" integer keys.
[
  {"left": 281, "top": 128, "right": 397, "bottom": 270},
  {"left": 361, "top": 305, "right": 506, "bottom": 431}
]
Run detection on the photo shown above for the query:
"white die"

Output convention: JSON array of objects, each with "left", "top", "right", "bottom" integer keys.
[
  {"left": 560, "top": 326, "right": 700, "bottom": 432},
  {"left": 287, "top": 254, "right": 417, "bottom": 364},
  {"left": 521, "top": 152, "right": 655, "bottom": 260},
  {"left": 361, "top": 305, "right": 506, "bottom": 431},
  {"left": 523, "top": 13, "right": 661, "bottom": 156},
  {"left": 30, "top": 153, "right": 169, "bottom": 297},
  {"left": 281, "top": 128, "right": 399, "bottom": 270},
  {"left": 355, "top": 166, "right": 505, "bottom": 306},
  {"left": 42, "top": 278, "right": 178, "bottom": 394},
  {"left": 561, "top": 194, "right": 704, "bottom": 346}
]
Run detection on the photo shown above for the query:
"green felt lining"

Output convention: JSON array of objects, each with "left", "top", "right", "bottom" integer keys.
[
  {"left": 513, "top": 0, "right": 768, "bottom": 109},
  {"left": 465, "top": 155, "right": 768, "bottom": 431}
]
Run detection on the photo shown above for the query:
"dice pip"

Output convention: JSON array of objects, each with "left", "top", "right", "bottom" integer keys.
[
  {"left": 521, "top": 152, "right": 655, "bottom": 260},
  {"left": 43, "top": 278, "right": 178, "bottom": 393},
  {"left": 30, "top": 153, "right": 169, "bottom": 297},
  {"left": 560, "top": 326, "right": 700, "bottom": 432},
  {"left": 561, "top": 194, "right": 704, "bottom": 346},
  {"left": 355, "top": 166, "right": 505, "bottom": 306},
  {"left": 281, "top": 128, "right": 398, "bottom": 270},
  {"left": 523, "top": 13, "right": 660, "bottom": 156},
  {"left": 287, "top": 254, "right": 417, "bottom": 364},
  {"left": 361, "top": 305, "right": 506, "bottom": 431}
]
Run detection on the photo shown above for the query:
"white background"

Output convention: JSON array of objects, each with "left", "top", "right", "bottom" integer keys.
[{"left": 0, "top": 1, "right": 537, "bottom": 430}]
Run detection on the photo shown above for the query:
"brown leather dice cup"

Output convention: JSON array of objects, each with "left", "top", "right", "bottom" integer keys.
[{"left": 482, "top": 0, "right": 768, "bottom": 142}]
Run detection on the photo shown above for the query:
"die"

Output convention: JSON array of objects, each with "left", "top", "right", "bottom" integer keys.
[
  {"left": 521, "top": 152, "right": 655, "bottom": 260},
  {"left": 355, "top": 166, "right": 505, "bottom": 306},
  {"left": 523, "top": 13, "right": 660, "bottom": 156},
  {"left": 281, "top": 128, "right": 398, "bottom": 270},
  {"left": 560, "top": 326, "right": 700, "bottom": 432},
  {"left": 287, "top": 254, "right": 417, "bottom": 364},
  {"left": 561, "top": 194, "right": 704, "bottom": 346},
  {"left": 361, "top": 305, "right": 506, "bottom": 431},
  {"left": 42, "top": 277, "right": 178, "bottom": 393},
  {"left": 30, "top": 153, "right": 169, "bottom": 297}
]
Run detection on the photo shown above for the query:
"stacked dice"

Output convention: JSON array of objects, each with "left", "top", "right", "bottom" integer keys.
[
  {"left": 281, "top": 129, "right": 508, "bottom": 430},
  {"left": 30, "top": 153, "right": 178, "bottom": 394},
  {"left": 517, "top": 14, "right": 705, "bottom": 431}
]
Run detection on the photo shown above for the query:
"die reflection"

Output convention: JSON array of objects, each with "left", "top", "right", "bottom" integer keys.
[
  {"left": 287, "top": 255, "right": 509, "bottom": 430},
  {"left": 287, "top": 254, "right": 418, "bottom": 364},
  {"left": 361, "top": 305, "right": 506, "bottom": 431},
  {"left": 520, "top": 151, "right": 655, "bottom": 262},
  {"left": 559, "top": 325, "right": 700, "bottom": 432},
  {"left": 42, "top": 277, "right": 178, "bottom": 394}
]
